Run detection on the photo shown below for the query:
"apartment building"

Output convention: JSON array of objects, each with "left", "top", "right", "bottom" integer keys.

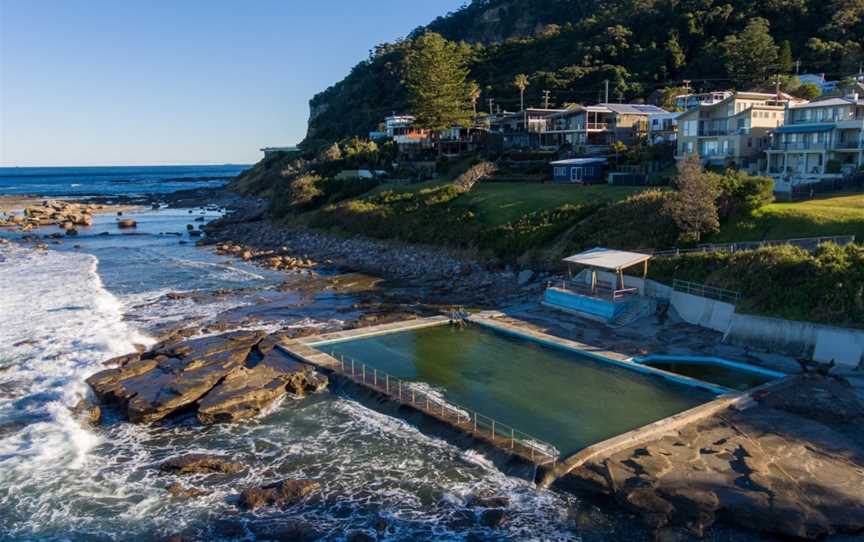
[
  {"left": 764, "top": 93, "right": 864, "bottom": 192},
  {"left": 676, "top": 92, "right": 799, "bottom": 169}
]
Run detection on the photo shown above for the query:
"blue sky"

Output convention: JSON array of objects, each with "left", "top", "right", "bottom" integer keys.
[{"left": 0, "top": 0, "right": 464, "bottom": 166}]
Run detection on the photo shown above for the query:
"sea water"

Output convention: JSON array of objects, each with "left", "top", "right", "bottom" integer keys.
[{"left": 0, "top": 174, "right": 760, "bottom": 541}]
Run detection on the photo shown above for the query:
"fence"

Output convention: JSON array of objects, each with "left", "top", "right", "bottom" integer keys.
[
  {"left": 650, "top": 235, "right": 856, "bottom": 257},
  {"left": 672, "top": 279, "right": 741, "bottom": 304},
  {"left": 325, "top": 352, "right": 559, "bottom": 466},
  {"left": 786, "top": 173, "right": 864, "bottom": 200}
]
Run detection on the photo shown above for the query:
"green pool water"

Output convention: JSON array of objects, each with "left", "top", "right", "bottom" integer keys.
[
  {"left": 320, "top": 324, "right": 714, "bottom": 456},
  {"left": 643, "top": 361, "right": 776, "bottom": 391}
]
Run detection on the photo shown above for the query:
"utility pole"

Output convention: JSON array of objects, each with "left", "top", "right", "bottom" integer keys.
[
  {"left": 542, "top": 90, "right": 551, "bottom": 109},
  {"left": 604, "top": 80, "right": 610, "bottom": 104},
  {"left": 487, "top": 98, "right": 494, "bottom": 115},
  {"left": 774, "top": 75, "right": 782, "bottom": 100},
  {"left": 795, "top": 59, "right": 801, "bottom": 76}
]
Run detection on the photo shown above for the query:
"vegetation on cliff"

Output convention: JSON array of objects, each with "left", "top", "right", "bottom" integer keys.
[{"left": 305, "top": 0, "right": 864, "bottom": 145}]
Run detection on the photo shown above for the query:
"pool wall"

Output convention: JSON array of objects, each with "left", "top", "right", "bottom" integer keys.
[{"left": 633, "top": 354, "right": 786, "bottom": 379}]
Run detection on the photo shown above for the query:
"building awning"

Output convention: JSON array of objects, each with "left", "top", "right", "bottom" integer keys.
[
  {"left": 774, "top": 124, "right": 835, "bottom": 134},
  {"left": 562, "top": 247, "right": 651, "bottom": 271},
  {"left": 550, "top": 158, "right": 607, "bottom": 166}
]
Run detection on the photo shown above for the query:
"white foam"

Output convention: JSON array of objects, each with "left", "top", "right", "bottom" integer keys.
[{"left": 0, "top": 244, "right": 152, "bottom": 472}]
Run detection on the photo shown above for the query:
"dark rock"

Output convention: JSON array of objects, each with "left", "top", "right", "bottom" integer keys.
[
  {"left": 70, "top": 399, "right": 101, "bottom": 425},
  {"left": 160, "top": 454, "right": 244, "bottom": 475},
  {"left": 117, "top": 219, "right": 137, "bottom": 228},
  {"left": 166, "top": 482, "right": 209, "bottom": 499},
  {"left": 479, "top": 508, "right": 506, "bottom": 528},
  {"left": 468, "top": 493, "right": 510, "bottom": 509},
  {"left": 238, "top": 479, "right": 320, "bottom": 509},
  {"left": 347, "top": 530, "right": 376, "bottom": 542}
]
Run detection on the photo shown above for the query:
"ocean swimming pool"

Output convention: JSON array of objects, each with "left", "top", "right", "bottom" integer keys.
[{"left": 317, "top": 324, "right": 716, "bottom": 456}]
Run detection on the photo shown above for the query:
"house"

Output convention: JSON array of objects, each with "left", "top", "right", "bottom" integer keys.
[
  {"left": 260, "top": 146, "right": 299, "bottom": 158},
  {"left": 648, "top": 111, "right": 681, "bottom": 144},
  {"left": 543, "top": 104, "right": 671, "bottom": 153},
  {"left": 368, "top": 115, "right": 431, "bottom": 148},
  {"left": 764, "top": 93, "right": 864, "bottom": 193},
  {"left": 798, "top": 73, "right": 840, "bottom": 95},
  {"left": 675, "top": 92, "right": 803, "bottom": 169},
  {"left": 335, "top": 169, "right": 387, "bottom": 180},
  {"left": 674, "top": 91, "right": 733, "bottom": 110},
  {"left": 490, "top": 108, "right": 567, "bottom": 149},
  {"left": 550, "top": 157, "right": 607, "bottom": 183}
]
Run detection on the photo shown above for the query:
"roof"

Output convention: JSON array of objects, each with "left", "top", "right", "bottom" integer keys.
[
  {"left": 562, "top": 247, "right": 651, "bottom": 270},
  {"left": 600, "top": 103, "right": 669, "bottom": 115},
  {"left": 789, "top": 97, "right": 862, "bottom": 109},
  {"left": 550, "top": 158, "right": 607, "bottom": 166},
  {"left": 775, "top": 124, "right": 835, "bottom": 134}
]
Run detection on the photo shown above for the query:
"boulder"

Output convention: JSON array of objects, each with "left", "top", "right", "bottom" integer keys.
[
  {"left": 166, "top": 482, "right": 209, "bottom": 499},
  {"left": 238, "top": 479, "right": 320, "bottom": 509},
  {"left": 160, "top": 453, "right": 244, "bottom": 475},
  {"left": 70, "top": 399, "right": 101, "bottom": 425},
  {"left": 117, "top": 219, "right": 137, "bottom": 229}
]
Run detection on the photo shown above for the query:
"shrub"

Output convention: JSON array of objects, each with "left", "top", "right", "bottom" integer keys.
[{"left": 715, "top": 169, "right": 774, "bottom": 217}]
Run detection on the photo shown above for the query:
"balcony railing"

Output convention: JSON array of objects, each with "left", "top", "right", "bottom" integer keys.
[
  {"left": 585, "top": 122, "right": 609, "bottom": 130},
  {"left": 770, "top": 141, "right": 828, "bottom": 151}
]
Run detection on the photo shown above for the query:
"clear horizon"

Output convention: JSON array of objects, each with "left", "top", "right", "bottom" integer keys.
[{"left": 0, "top": 0, "right": 464, "bottom": 168}]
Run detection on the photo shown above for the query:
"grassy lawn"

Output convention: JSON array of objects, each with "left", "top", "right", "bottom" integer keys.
[
  {"left": 450, "top": 183, "right": 644, "bottom": 226},
  {"left": 714, "top": 193, "right": 864, "bottom": 242}
]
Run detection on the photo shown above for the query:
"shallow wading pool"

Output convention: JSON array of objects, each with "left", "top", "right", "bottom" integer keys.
[
  {"left": 317, "top": 324, "right": 716, "bottom": 456},
  {"left": 636, "top": 355, "right": 784, "bottom": 392}
]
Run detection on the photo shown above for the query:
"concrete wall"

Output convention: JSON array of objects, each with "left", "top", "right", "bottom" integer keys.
[
  {"left": 725, "top": 314, "right": 864, "bottom": 369},
  {"left": 670, "top": 291, "right": 736, "bottom": 333}
]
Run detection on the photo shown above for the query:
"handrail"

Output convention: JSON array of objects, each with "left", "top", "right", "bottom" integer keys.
[
  {"left": 546, "top": 279, "right": 636, "bottom": 303},
  {"left": 327, "top": 352, "right": 559, "bottom": 466},
  {"left": 672, "top": 278, "right": 741, "bottom": 304},
  {"left": 651, "top": 235, "right": 856, "bottom": 257}
]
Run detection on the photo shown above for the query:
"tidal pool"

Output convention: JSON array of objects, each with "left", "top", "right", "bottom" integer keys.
[{"left": 320, "top": 324, "right": 715, "bottom": 456}]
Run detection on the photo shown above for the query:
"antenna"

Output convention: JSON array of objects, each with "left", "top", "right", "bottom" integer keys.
[
  {"left": 542, "top": 90, "right": 551, "bottom": 109},
  {"left": 487, "top": 98, "right": 494, "bottom": 115}
]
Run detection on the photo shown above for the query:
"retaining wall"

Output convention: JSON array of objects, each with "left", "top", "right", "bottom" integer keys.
[{"left": 670, "top": 290, "right": 736, "bottom": 333}]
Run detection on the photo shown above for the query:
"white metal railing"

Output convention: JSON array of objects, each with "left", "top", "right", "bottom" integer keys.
[
  {"left": 672, "top": 279, "right": 741, "bottom": 304},
  {"left": 327, "top": 352, "right": 559, "bottom": 466},
  {"left": 547, "top": 279, "right": 638, "bottom": 303}
]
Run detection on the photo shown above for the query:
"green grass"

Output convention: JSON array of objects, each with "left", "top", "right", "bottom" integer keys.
[
  {"left": 450, "top": 183, "right": 643, "bottom": 226},
  {"left": 714, "top": 193, "right": 864, "bottom": 242}
]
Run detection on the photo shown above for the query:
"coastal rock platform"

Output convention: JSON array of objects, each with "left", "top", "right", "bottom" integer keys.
[
  {"left": 559, "top": 375, "right": 864, "bottom": 539},
  {"left": 86, "top": 330, "right": 328, "bottom": 424}
]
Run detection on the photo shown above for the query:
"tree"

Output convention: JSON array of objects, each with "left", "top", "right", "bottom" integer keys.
[
  {"left": 468, "top": 80, "right": 481, "bottom": 118},
  {"left": 796, "top": 82, "right": 822, "bottom": 100},
  {"left": 778, "top": 40, "right": 794, "bottom": 73},
  {"left": 663, "top": 156, "right": 720, "bottom": 242},
  {"left": 721, "top": 18, "right": 779, "bottom": 88},
  {"left": 514, "top": 73, "right": 529, "bottom": 111},
  {"left": 404, "top": 32, "right": 473, "bottom": 131}
]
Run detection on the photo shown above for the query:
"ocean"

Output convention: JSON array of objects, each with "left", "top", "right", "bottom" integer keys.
[
  {"left": 0, "top": 164, "right": 249, "bottom": 197},
  {"left": 0, "top": 167, "right": 754, "bottom": 541}
]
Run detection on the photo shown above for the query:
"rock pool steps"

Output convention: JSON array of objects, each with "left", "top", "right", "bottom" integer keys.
[{"left": 86, "top": 330, "right": 328, "bottom": 424}]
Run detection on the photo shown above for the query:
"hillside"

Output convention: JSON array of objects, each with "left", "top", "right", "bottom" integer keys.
[{"left": 304, "top": 0, "right": 864, "bottom": 145}]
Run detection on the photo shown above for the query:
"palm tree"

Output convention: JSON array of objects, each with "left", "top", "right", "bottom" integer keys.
[
  {"left": 468, "top": 81, "right": 481, "bottom": 119},
  {"left": 514, "top": 73, "right": 529, "bottom": 111}
]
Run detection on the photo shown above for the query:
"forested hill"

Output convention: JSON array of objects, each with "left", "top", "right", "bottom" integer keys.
[{"left": 303, "top": 0, "right": 864, "bottom": 147}]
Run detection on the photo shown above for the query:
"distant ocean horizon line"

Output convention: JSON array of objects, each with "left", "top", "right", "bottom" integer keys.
[{"left": 0, "top": 163, "right": 253, "bottom": 170}]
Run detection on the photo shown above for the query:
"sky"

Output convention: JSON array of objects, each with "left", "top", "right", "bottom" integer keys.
[{"left": 0, "top": 0, "right": 465, "bottom": 167}]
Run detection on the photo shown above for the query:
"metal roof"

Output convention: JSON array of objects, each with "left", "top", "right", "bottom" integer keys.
[
  {"left": 600, "top": 103, "right": 669, "bottom": 115},
  {"left": 562, "top": 247, "right": 652, "bottom": 270},
  {"left": 549, "top": 158, "right": 607, "bottom": 166}
]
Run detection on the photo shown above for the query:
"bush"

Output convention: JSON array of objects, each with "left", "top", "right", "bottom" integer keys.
[
  {"left": 648, "top": 243, "right": 864, "bottom": 327},
  {"left": 715, "top": 169, "right": 774, "bottom": 217}
]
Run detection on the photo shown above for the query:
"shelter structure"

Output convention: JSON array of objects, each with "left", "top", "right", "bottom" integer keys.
[{"left": 543, "top": 248, "right": 652, "bottom": 321}]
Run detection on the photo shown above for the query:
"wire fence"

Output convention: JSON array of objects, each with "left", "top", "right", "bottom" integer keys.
[{"left": 324, "top": 352, "right": 559, "bottom": 466}]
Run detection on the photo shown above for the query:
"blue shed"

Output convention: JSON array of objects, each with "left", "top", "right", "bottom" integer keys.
[{"left": 550, "top": 158, "right": 607, "bottom": 184}]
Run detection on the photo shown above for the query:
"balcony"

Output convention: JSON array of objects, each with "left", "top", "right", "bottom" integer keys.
[
  {"left": 585, "top": 122, "right": 610, "bottom": 131},
  {"left": 770, "top": 141, "right": 829, "bottom": 151}
]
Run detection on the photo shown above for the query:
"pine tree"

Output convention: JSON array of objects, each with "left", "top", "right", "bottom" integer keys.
[
  {"left": 468, "top": 80, "right": 481, "bottom": 118},
  {"left": 778, "top": 40, "right": 794, "bottom": 73},
  {"left": 721, "top": 18, "right": 780, "bottom": 88},
  {"left": 404, "top": 32, "right": 473, "bottom": 131}
]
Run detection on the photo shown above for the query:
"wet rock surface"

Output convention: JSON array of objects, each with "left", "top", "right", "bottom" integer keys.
[
  {"left": 86, "top": 330, "right": 328, "bottom": 424},
  {"left": 237, "top": 479, "right": 321, "bottom": 510},
  {"left": 160, "top": 454, "right": 245, "bottom": 475},
  {"left": 562, "top": 375, "right": 864, "bottom": 539}
]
